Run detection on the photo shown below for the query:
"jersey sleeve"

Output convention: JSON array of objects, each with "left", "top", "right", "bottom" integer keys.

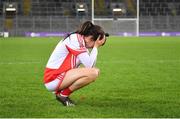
[
  {"left": 65, "top": 34, "right": 87, "bottom": 56},
  {"left": 77, "top": 47, "right": 98, "bottom": 68}
]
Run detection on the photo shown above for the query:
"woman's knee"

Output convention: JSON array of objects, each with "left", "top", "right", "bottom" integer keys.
[
  {"left": 90, "top": 68, "right": 100, "bottom": 81},
  {"left": 94, "top": 68, "right": 100, "bottom": 77}
]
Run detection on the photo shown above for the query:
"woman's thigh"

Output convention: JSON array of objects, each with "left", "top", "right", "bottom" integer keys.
[{"left": 59, "top": 67, "right": 99, "bottom": 90}]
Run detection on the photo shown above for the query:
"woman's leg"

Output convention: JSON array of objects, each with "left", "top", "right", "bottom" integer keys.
[
  {"left": 59, "top": 67, "right": 100, "bottom": 91},
  {"left": 55, "top": 67, "right": 99, "bottom": 106}
]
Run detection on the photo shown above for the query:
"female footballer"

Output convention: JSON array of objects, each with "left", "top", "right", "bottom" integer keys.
[{"left": 43, "top": 21, "right": 108, "bottom": 106}]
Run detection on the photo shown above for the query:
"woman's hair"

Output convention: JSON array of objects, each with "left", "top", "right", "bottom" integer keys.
[{"left": 76, "top": 21, "right": 105, "bottom": 41}]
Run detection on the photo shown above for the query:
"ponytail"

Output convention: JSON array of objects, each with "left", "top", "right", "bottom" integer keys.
[
  {"left": 76, "top": 21, "right": 94, "bottom": 35},
  {"left": 76, "top": 21, "right": 105, "bottom": 41}
]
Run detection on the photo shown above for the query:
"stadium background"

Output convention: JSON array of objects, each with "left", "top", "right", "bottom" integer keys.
[
  {"left": 0, "top": 0, "right": 180, "bottom": 36},
  {"left": 0, "top": 0, "right": 180, "bottom": 118}
]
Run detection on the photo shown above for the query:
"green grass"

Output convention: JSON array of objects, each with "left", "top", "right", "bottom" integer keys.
[{"left": 0, "top": 36, "right": 180, "bottom": 118}]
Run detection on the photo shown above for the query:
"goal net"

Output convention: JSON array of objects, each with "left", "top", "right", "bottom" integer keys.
[
  {"left": 92, "top": 0, "right": 138, "bottom": 36},
  {"left": 94, "top": 18, "right": 138, "bottom": 36}
]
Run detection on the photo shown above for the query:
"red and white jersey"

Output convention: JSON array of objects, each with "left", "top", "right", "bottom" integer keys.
[{"left": 44, "top": 33, "right": 98, "bottom": 83}]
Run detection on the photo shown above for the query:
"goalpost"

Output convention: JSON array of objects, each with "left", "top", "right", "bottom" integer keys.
[{"left": 91, "top": 0, "right": 139, "bottom": 36}]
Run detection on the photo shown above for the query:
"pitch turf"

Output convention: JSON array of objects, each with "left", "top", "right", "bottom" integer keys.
[{"left": 0, "top": 36, "right": 180, "bottom": 118}]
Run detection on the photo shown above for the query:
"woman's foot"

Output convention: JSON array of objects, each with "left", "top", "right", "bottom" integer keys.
[{"left": 56, "top": 94, "right": 75, "bottom": 107}]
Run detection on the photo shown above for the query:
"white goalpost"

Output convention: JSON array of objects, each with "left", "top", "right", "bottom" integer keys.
[{"left": 92, "top": 0, "right": 139, "bottom": 36}]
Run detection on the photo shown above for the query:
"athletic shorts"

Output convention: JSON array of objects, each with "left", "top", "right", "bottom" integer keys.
[{"left": 45, "top": 72, "right": 66, "bottom": 92}]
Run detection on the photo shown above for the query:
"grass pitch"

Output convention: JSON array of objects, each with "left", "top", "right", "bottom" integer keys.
[{"left": 0, "top": 36, "right": 180, "bottom": 118}]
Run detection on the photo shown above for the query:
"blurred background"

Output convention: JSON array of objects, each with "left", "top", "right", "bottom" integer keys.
[{"left": 0, "top": 0, "right": 180, "bottom": 37}]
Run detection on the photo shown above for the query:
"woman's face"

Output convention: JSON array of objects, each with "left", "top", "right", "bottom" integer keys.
[{"left": 84, "top": 36, "right": 95, "bottom": 48}]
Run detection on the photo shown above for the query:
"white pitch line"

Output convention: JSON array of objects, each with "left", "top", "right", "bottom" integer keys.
[
  {"left": 98, "top": 59, "right": 180, "bottom": 64},
  {"left": 0, "top": 61, "right": 42, "bottom": 65},
  {"left": 0, "top": 59, "right": 179, "bottom": 65}
]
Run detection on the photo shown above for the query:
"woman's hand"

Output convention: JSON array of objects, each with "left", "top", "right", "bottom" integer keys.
[{"left": 94, "top": 35, "right": 106, "bottom": 48}]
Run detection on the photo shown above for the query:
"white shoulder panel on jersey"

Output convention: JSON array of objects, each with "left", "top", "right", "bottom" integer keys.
[
  {"left": 64, "top": 33, "right": 85, "bottom": 50},
  {"left": 46, "top": 40, "right": 68, "bottom": 69}
]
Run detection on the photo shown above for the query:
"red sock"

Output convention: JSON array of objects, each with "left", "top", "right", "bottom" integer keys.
[
  {"left": 60, "top": 87, "right": 72, "bottom": 97},
  {"left": 55, "top": 90, "right": 61, "bottom": 95}
]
